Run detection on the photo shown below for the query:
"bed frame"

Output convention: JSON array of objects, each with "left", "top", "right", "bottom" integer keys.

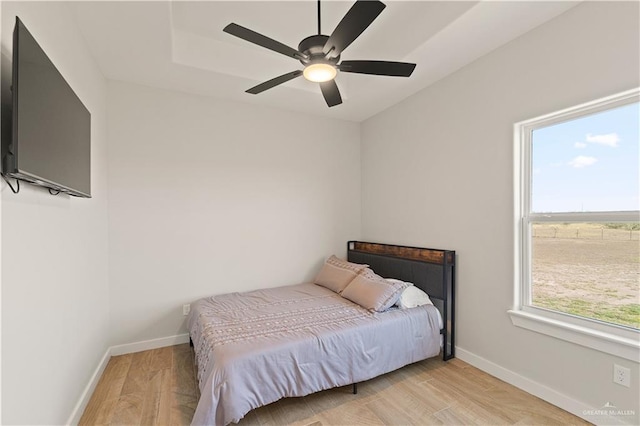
[{"left": 347, "top": 241, "right": 456, "bottom": 361}]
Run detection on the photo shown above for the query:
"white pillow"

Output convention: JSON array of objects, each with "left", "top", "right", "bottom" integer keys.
[
  {"left": 396, "top": 286, "right": 433, "bottom": 309},
  {"left": 385, "top": 278, "right": 412, "bottom": 286}
]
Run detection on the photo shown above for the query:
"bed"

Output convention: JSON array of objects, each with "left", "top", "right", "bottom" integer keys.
[{"left": 187, "top": 241, "right": 456, "bottom": 425}]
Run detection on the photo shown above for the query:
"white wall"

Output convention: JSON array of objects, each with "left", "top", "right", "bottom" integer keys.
[
  {"left": 361, "top": 2, "right": 639, "bottom": 424},
  {"left": 107, "top": 81, "right": 361, "bottom": 345},
  {"left": 0, "top": 2, "right": 109, "bottom": 424}
]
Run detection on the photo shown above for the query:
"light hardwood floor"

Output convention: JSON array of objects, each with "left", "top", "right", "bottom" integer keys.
[{"left": 80, "top": 344, "right": 589, "bottom": 425}]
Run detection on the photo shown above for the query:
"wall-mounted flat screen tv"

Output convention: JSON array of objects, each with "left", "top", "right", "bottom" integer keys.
[{"left": 2, "top": 17, "right": 91, "bottom": 198}]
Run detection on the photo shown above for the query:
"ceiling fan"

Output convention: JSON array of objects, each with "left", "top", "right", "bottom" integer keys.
[{"left": 223, "top": 0, "right": 416, "bottom": 107}]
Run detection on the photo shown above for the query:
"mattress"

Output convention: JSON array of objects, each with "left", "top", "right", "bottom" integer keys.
[{"left": 188, "top": 282, "right": 442, "bottom": 425}]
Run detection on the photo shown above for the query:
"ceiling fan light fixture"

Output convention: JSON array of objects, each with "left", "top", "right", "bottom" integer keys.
[{"left": 303, "top": 63, "right": 337, "bottom": 82}]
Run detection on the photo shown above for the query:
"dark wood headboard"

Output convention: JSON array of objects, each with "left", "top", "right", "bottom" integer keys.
[{"left": 347, "top": 241, "right": 456, "bottom": 361}]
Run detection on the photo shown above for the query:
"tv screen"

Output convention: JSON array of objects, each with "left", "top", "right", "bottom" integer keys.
[{"left": 2, "top": 17, "right": 91, "bottom": 198}]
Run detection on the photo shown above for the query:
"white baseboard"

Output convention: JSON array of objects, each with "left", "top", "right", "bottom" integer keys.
[
  {"left": 66, "top": 333, "right": 190, "bottom": 425},
  {"left": 110, "top": 333, "right": 190, "bottom": 356},
  {"left": 456, "top": 346, "right": 628, "bottom": 426},
  {"left": 65, "top": 348, "right": 111, "bottom": 426}
]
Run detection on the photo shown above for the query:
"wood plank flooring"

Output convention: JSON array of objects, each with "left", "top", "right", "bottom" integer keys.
[
  {"left": 80, "top": 345, "right": 197, "bottom": 425},
  {"left": 80, "top": 344, "right": 589, "bottom": 425}
]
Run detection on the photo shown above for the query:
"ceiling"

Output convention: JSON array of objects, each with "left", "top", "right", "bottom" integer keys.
[{"left": 72, "top": 1, "right": 579, "bottom": 122}]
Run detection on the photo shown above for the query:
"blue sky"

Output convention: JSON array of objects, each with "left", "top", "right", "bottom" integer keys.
[{"left": 532, "top": 102, "right": 639, "bottom": 213}]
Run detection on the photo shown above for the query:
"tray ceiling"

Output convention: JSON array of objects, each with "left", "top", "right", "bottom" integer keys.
[{"left": 72, "top": 1, "right": 579, "bottom": 122}]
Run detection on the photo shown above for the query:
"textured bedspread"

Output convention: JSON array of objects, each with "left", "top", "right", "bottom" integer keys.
[{"left": 188, "top": 283, "right": 441, "bottom": 425}]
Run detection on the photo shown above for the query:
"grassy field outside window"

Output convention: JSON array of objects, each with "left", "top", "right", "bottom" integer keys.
[{"left": 531, "top": 222, "right": 639, "bottom": 329}]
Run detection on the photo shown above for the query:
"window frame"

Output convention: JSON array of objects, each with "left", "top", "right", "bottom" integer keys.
[{"left": 511, "top": 88, "right": 640, "bottom": 362}]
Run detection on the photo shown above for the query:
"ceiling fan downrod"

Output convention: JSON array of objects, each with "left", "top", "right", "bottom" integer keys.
[{"left": 317, "top": 0, "right": 321, "bottom": 35}]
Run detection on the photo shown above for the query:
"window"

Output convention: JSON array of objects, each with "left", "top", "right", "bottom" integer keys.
[{"left": 511, "top": 89, "right": 640, "bottom": 361}]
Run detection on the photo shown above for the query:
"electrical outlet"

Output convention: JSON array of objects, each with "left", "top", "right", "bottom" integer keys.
[
  {"left": 613, "top": 364, "right": 630, "bottom": 388},
  {"left": 182, "top": 304, "right": 191, "bottom": 316}
]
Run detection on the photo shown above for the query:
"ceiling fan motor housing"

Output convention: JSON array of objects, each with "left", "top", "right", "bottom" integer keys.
[{"left": 298, "top": 35, "right": 340, "bottom": 66}]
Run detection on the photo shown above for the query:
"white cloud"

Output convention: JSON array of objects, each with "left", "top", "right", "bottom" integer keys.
[
  {"left": 568, "top": 156, "right": 598, "bottom": 168},
  {"left": 574, "top": 142, "right": 587, "bottom": 148},
  {"left": 586, "top": 133, "right": 619, "bottom": 147}
]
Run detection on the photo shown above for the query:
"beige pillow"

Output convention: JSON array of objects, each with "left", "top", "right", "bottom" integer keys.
[
  {"left": 314, "top": 255, "right": 368, "bottom": 294},
  {"left": 341, "top": 269, "right": 410, "bottom": 312}
]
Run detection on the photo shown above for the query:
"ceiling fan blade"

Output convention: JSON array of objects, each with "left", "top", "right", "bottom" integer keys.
[
  {"left": 339, "top": 60, "right": 416, "bottom": 77},
  {"left": 319, "top": 80, "right": 342, "bottom": 107},
  {"left": 322, "top": 0, "right": 386, "bottom": 58},
  {"left": 246, "top": 70, "right": 303, "bottom": 94},
  {"left": 224, "top": 23, "right": 307, "bottom": 60}
]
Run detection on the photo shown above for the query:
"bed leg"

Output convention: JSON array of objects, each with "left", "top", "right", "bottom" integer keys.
[{"left": 353, "top": 383, "right": 358, "bottom": 395}]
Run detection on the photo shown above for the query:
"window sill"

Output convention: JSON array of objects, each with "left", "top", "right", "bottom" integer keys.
[{"left": 508, "top": 309, "right": 640, "bottom": 363}]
